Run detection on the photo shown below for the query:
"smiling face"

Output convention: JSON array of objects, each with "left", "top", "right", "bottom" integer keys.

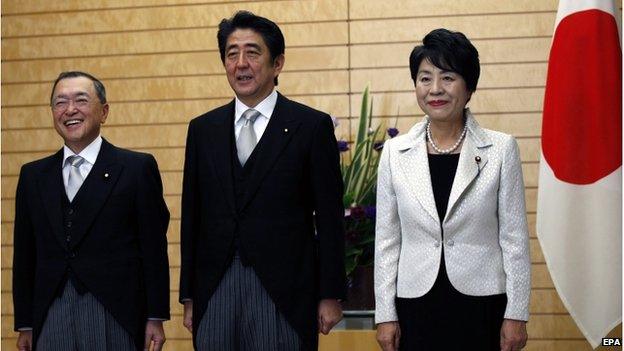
[
  {"left": 415, "top": 59, "right": 471, "bottom": 124},
  {"left": 224, "top": 28, "right": 284, "bottom": 107},
  {"left": 51, "top": 76, "right": 108, "bottom": 154}
]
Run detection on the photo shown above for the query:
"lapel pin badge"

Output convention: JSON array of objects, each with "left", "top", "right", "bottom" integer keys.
[
  {"left": 284, "top": 128, "right": 289, "bottom": 133},
  {"left": 104, "top": 172, "right": 110, "bottom": 179}
]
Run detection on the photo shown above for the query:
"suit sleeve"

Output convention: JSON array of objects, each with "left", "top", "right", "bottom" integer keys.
[
  {"left": 309, "top": 115, "right": 347, "bottom": 300},
  {"left": 13, "top": 166, "right": 36, "bottom": 330},
  {"left": 179, "top": 120, "right": 198, "bottom": 302},
  {"left": 373, "top": 142, "right": 402, "bottom": 324},
  {"left": 498, "top": 136, "right": 531, "bottom": 321},
  {"left": 136, "top": 154, "right": 171, "bottom": 319}
]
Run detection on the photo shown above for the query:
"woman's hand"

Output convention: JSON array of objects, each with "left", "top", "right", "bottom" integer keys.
[
  {"left": 376, "top": 321, "right": 401, "bottom": 351},
  {"left": 500, "top": 319, "right": 527, "bottom": 351}
]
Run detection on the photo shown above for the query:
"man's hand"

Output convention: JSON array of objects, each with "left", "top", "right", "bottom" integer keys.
[
  {"left": 317, "top": 299, "right": 342, "bottom": 335},
  {"left": 144, "top": 320, "right": 166, "bottom": 351},
  {"left": 183, "top": 300, "right": 193, "bottom": 333},
  {"left": 17, "top": 331, "right": 32, "bottom": 351},
  {"left": 500, "top": 319, "right": 527, "bottom": 351},
  {"left": 376, "top": 321, "right": 400, "bottom": 351}
]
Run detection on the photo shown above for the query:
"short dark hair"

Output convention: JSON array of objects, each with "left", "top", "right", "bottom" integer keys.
[
  {"left": 409, "top": 28, "right": 480, "bottom": 92},
  {"left": 50, "top": 71, "right": 107, "bottom": 105},
  {"left": 217, "top": 11, "right": 285, "bottom": 85}
]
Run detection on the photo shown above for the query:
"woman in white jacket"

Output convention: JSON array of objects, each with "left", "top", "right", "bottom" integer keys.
[{"left": 374, "top": 29, "right": 530, "bottom": 351}]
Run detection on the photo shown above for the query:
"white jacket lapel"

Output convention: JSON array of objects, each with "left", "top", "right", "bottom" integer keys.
[
  {"left": 396, "top": 122, "right": 440, "bottom": 224},
  {"left": 445, "top": 112, "right": 491, "bottom": 222}
]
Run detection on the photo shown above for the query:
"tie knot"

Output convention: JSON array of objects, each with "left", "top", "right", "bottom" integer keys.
[
  {"left": 242, "top": 109, "right": 261, "bottom": 124},
  {"left": 68, "top": 155, "right": 85, "bottom": 168}
]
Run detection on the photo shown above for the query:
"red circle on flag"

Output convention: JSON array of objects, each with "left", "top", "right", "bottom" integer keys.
[{"left": 542, "top": 9, "right": 622, "bottom": 185}]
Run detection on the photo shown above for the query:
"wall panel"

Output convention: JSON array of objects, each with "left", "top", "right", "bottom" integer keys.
[
  {"left": 2, "top": 1, "right": 347, "bottom": 37},
  {"left": 351, "top": 37, "right": 551, "bottom": 68},
  {"left": 2, "top": 0, "right": 244, "bottom": 15},
  {"left": 350, "top": 13, "right": 555, "bottom": 44},
  {"left": 3, "top": 71, "right": 350, "bottom": 106},
  {"left": 350, "top": 63, "right": 548, "bottom": 92},
  {"left": 2, "top": 46, "right": 350, "bottom": 83},
  {"left": 2, "top": 22, "right": 348, "bottom": 60},
  {"left": 349, "top": 88, "right": 546, "bottom": 121},
  {"left": 349, "top": 0, "right": 559, "bottom": 19},
  {"left": 2, "top": 1, "right": 620, "bottom": 350},
  {"left": 2, "top": 94, "right": 349, "bottom": 130}
]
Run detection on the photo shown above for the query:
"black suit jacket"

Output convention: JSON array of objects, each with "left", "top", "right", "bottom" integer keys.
[
  {"left": 12, "top": 139, "right": 170, "bottom": 349},
  {"left": 179, "top": 93, "right": 347, "bottom": 349}
]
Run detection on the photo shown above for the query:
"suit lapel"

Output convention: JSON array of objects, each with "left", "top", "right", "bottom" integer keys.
[
  {"left": 445, "top": 113, "right": 490, "bottom": 222},
  {"left": 37, "top": 149, "right": 67, "bottom": 248},
  {"left": 69, "top": 139, "right": 123, "bottom": 247},
  {"left": 239, "top": 94, "right": 301, "bottom": 211},
  {"left": 206, "top": 101, "right": 236, "bottom": 212},
  {"left": 396, "top": 124, "right": 440, "bottom": 224}
]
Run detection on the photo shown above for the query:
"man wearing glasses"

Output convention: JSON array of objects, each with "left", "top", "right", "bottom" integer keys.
[{"left": 12, "top": 71, "right": 170, "bottom": 351}]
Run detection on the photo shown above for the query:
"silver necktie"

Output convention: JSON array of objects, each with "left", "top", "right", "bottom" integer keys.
[
  {"left": 237, "top": 109, "right": 261, "bottom": 166},
  {"left": 66, "top": 155, "right": 85, "bottom": 202}
]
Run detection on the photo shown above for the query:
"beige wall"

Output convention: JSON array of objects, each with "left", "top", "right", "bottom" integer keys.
[{"left": 1, "top": 1, "right": 621, "bottom": 350}]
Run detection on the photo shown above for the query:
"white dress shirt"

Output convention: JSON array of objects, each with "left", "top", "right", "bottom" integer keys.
[
  {"left": 62, "top": 136, "right": 102, "bottom": 194},
  {"left": 233, "top": 90, "right": 278, "bottom": 142}
]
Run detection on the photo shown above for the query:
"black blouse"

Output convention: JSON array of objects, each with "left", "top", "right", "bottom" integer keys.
[{"left": 428, "top": 153, "right": 460, "bottom": 224}]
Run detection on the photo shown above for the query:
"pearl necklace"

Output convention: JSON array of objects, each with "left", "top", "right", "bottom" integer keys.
[{"left": 426, "top": 121, "right": 467, "bottom": 154}]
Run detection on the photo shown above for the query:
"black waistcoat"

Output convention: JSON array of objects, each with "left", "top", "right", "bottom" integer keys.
[
  {"left": 230, "top": 128, "right": 264, "bottom": 265},
  {"left": 59, "top": 180, "right": 89, "bottom": 295}
]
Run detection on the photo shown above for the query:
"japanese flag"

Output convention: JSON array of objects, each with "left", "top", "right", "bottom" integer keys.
[{"left": 537, "top": 0, "right": 622, "bottom": 348}]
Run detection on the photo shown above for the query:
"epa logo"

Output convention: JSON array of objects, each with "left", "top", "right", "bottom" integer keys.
[{"left": 602, "top": 338, "right": 622, "bottom": 346}]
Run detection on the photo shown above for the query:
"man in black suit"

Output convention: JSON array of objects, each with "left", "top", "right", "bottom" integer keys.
[
  {"left": 12, "top": 71, "right": 170, "bottom": 351},
  {"left": 179, "top": 11, "right": 346, "bottom": 351}
]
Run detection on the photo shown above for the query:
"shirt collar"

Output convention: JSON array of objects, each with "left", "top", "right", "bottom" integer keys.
[
  {"left": 234, "top": 90, "right": 278, "bottom": 125},
  {"left": 63, "top": 135, "right": 103, "bottom": 166}
]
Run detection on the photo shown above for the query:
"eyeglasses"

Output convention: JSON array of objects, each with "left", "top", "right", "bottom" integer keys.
[{"left": 51, "top": 96, "right": 93, "bottom": 112}]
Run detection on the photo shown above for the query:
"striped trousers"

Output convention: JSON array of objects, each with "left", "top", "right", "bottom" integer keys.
[
  {"left": 37, "top": 281, "right": 135, "bottom": 351},
  {"left": 196, "top": 255, "right": 301, "bottom": 351}
]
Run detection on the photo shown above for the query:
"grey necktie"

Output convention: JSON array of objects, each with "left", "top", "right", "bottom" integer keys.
[
  {"left": 66, "top": 155, "right": 85, "bottom": 202},
  {"left": 237, "top": 109, "right": 261, "bottom": 166}
]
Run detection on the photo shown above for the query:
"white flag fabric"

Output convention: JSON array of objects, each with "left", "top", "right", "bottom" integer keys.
[{"left": 537, "top": 0, "right": 622, "bottom": 348}]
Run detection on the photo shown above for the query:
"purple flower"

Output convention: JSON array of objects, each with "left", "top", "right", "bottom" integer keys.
[
  {"left": 387, "top": 128, "right": 399, "bottom": 138},
  {"left": 350, "top": 206, "right": 366, "bottom": 220},
  {"left": 373, "top": 141, "right": 384, "bottom": 151},
  {"left": 337, "top": 140, "right": 349, "bottom": 152},
  {"left": 364, "top": 206, "right": 376, "bottom": 219}
]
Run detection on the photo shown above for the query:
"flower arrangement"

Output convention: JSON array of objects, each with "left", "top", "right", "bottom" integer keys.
[{"left": 337, "top": 86, "right": 399, "bottom": 277}]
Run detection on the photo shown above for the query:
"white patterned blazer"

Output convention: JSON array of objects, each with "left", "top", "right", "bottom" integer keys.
[{"left": 374, "top": 110, "right": 530, "bottom": 324}]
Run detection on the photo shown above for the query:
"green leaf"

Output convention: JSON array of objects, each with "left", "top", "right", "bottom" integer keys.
[
  {"left": 341, "top": 85, "right": 399, "bottom": 277},
  {"left": 345, "top": 247, "right": 364, "bottom": 257},
  {"left": 345, "top": 257, "right": 358, "bottom": 276},
  {"left": 356, "top": 86, "right": 370, "bottom": 146}
]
